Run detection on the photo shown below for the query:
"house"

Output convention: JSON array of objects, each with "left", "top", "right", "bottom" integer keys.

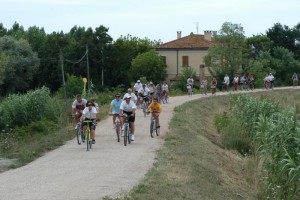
[{"left": 155, "top": 31, "right": 215, "bottom": 85}]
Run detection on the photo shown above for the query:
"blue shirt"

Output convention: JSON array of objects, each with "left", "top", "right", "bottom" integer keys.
[{"left": 111, "top": 99, "right": 123, "bottom": 113}]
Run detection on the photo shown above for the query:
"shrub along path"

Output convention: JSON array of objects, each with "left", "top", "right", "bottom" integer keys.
[{"left": 0, "top": 87, "right": 297, "bottom": 200}]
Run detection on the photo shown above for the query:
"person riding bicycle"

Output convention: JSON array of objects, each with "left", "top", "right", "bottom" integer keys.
[
  {"left": 147, "top": 97, "right": 162, "bottom": 128},
  {"left": 109, "top": 93, "right": 123, "bottom": 129},
  {"left": 72, "top": 94, "right": 87, "bottom": 129},
  {"left": 187, "top": 76, "right": 194, "bottom": 89},
  {"left": 161, "top": 80, "right": 169, "bottom": 102},
  {"left": 148, "top": 82, "right": 155, "bottom": 103},
  {"left": 156, "top": 81, "right": 162, "bottom": 102},
  {"left": 81, "top": 101, "right": 97, "bottom": 144},
  {"left": 123, "top": 88, "right": 137, "bottom": 105},
  {"left": 119, "top": 94, "right": 137, "bottom": 141},
  {"left": 138, "top": 83, "right": 150, "bottom": 108},
  {"left": 133, "top": 80, "right": 142, "bottom": 97}
]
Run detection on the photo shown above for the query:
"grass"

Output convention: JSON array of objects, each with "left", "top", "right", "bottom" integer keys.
[
  {"left": 104, "top": 89, "right": 300, "bottom": 200},
  {"left": 0, "top": 103, "right": 110, "bottom": 171}
]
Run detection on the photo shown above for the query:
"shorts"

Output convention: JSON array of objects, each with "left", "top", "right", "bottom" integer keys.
[
  {"left": 83, "top": 118, "right": 96, "bottom": 130},
  {"left": 123, "top": 111, "right": 135, "bottom": 123}
]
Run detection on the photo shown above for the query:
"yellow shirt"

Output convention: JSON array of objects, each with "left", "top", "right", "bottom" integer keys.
[{"left": 148, "top": 102, "right": 162, "bottom": 112}]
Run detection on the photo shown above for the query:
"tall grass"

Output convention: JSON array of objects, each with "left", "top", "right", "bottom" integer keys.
[{"left": 223, "top": 94, "right": 300, "bottom": 199}]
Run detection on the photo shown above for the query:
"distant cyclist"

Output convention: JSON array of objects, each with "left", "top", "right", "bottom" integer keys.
[
  {"left": 123, "top": 88, "right": 138, "bottom": 105},
  {"left": 147, "top": 97, "right": 162, "bottom": 128},
  {"left": 72, "top": 94, "right": 87, "bottom": 129},
  {"left": 187, "top": 76, "right": 194, "bottom": 89},
  {"left": 133, "top": 80, "right": 142, "bottom": 97},
  {"left": 138, "top": 84, "right": 150, "bottom": 108},
  {"left": 81, "top": 101, "right": 97, "bottom": 144}
]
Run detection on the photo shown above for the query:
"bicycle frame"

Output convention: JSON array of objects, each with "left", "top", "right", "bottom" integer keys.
[
  {"left": 83, "top": 120, "right": 93, "bottom": 151},
  {"left": 114, "top": 114, "right": 121, "bottom": 142},
  {"left": 122, "top": 114, "right": 131, "bottom": 146}
]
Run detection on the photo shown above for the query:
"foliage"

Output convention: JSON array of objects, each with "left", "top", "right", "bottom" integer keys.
[
  {"left": 266, "top": 23, "right": 300, "bottom": 60},
  {"left": 57, "top": 74, "right": 83, "bottom": 98},
  {"left": 131, "top": 49, "right": 167, "bottom": 83},
  {"left": 0, "top": 36, "right": 39, "bottom": 95},
  {"left": 228, "top": 94, "right": 300, "bottom": 199},
  {"left": 0, "top": 87, "right": 59, "bottom": 132}
]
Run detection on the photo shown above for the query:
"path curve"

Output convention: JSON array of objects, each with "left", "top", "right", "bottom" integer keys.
[{"left": 0, "top": 87, "right": 295, "bottom": 200}]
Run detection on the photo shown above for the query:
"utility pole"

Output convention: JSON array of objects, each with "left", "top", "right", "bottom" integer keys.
[
  {"left": 86, "top": 45, "right": 90, "bottom": 97},
  {"left": 59, "top": 49, "right": 67, "bottom": 107},
  {"left": 101, "top": 46, "right": 104, "bottom": 87}
]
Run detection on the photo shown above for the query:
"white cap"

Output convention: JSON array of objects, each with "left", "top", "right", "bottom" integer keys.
[
  {"left": 137, "top": 80, "right": 140, "bottom": 83},
  {"left": 124, "top": 93, "right": 131, "bottom": 99}
]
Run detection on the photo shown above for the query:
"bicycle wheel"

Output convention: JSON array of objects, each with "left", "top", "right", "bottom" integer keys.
[
  {"left": 156, "top": 126, "right": 160, "bottom": 136},
  {"left": 150, "top": 120, "right": 154, "bottom": 138},
  {"left": 86, "top": 129, "right": 90, "bottom": 151},
  {"left": 116, "top": 123, "right": 120, "bottom": 142},
  {"left": 143, "top": 103, "right": 146, "bottom": 117},
  {"left": 76, "top": 124, "right": 82, "bottom": 145},
  {"left": 124, "top": 126, "right": 128, "bottom": 146},
  {"left": 128, "top": 128, "right": 131, "bottom": 144}
]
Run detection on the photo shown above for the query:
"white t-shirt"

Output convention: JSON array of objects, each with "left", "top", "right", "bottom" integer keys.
[
  {"left": 162, "top": 84, "right": 169, "bottom": 92},
  {"left": 120, "top": 100, "right": 137, "bottom": 112},
  {"left": 187, "top": 78, "right": 194, "bottom": 85},
  {"left": 133, "top": 83, "right": 142, "bottom": 92},
  {"left": 82, "top": 107, "right": 97, "bottom": 119},
  {"left": 123, "top": 93, "right": 137, "bottom": 102},
  {"left": 138, "top": 87, "right": 150, "bottom": 96},
  {"left": 224, "top": 76, "right": 230, "bottom": 84},
  {"left": 72, "top": 98, "right": 87, "bottom": 114}
]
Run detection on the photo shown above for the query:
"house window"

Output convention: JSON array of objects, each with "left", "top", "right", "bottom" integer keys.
[
  {"left": 161, "top": 56, "right": 166, "bottom": 65},
  {"left": 182, "top": 56, "right": 189, "bottom": 67}
]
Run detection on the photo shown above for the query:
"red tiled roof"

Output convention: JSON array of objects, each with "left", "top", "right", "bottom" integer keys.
[{"left": 155, "top": 33, "right": 212, "bottom": 49}]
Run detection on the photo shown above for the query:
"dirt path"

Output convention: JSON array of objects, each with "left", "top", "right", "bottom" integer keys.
[
  {"left": 0, "top": 93, "right": 209, "bottom": 200},
  {"left": 0, "top": 87, "right": 295, "bottom": 200}
]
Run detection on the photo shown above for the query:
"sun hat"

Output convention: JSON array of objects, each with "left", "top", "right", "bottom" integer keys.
[{"left": 124, "top": 93, "right": 131, "bottom": 99}]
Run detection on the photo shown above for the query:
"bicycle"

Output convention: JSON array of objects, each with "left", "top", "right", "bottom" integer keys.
[
  {"left": 187, "top": 85, "right": 192, "bottom": 96},
  {"left": 83, "top": 119, "right": 93, "bottom": 151},
  {"left": 142, "top": 99, "right": 147, "bottom": 117},
  {"left": 109, "top": 113, "right": 121, "bottom": 142},
  {"left": 149, "top": 111, "right": 160, "bottom": 138},
  {"left": 75, "top": 122, "right": 84, "bottom": 145},
  {"left": 121, "top": 113, "right": 132, "bottom": 146},
  {"left": 161, "top": 91, "right": 169, "bottom": 104}
]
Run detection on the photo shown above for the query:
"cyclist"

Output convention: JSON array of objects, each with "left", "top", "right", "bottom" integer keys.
[
  {"left": 148, "top": 82, "right": 155, "bottom": 103},
  {"left": 187, "top": 76, "right": 194, "bottom": 90},
  {"left": 223, "top": 74, "right": 230, "bottom": 92},
  {"left": 119, "top": 94, "right": 137, "bottom": 141},
  {"left": 156, "top": 81, "right": 162, "bottom": 103},
  {"left": 161, "top": 80, "right": 169, "bottom": 103},
  {"left": 138, "top": 83, "right": 150, "bottom": 108},
  {"left": 90, "top": 97, "right": 99, "bottom": 114},
  {"left": 123, "top": 88, "right": 137, "bottom": 105},
  {"left": 200, "top": 76, "right": 208, "bottom": 95},
  {"left": 109, "top": 93, "right": 123, "bottom": 129},
  {"left": 211, "top": 77, "right": 217, "bottom": 95},
  {"left": 147, "top": 97, "right": 162, "bottom": 128},
  {"left": 72, "top": 94, "right": 87, "bottom": 129},
  {"left": 81, "top": 101, "right": 97, "bottom": 144},
  {"left": 133, "top": 80, "right": 142, "bottom": 97}
]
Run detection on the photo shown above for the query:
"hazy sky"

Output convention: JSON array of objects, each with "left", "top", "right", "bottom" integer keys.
[{"left": 1, "top": 0, "right": 299, "bottom": 43}]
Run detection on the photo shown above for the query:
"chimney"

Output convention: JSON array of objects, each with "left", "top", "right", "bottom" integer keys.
[
  {"left": 204, "top": 30, "right": 216, "bottom": 41},
  {"left": 177, "top": 31, "right": 182, "bottom": 39}
]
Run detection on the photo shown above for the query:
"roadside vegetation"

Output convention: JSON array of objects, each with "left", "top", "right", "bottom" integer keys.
[{"left": 103, "top": 89, "right": 300, "bottom": 200}]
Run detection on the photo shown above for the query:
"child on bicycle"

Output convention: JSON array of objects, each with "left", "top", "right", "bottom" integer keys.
[
  {"left": 81, "top": 101, "right": 97, "bottom": 144},
  {"left": 147, "top": 97, "right": 162, "bottom": 128}
]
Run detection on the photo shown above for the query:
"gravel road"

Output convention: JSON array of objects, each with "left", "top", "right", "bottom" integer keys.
[
  {"left": 0, "top": 87, "right": 294, "bottom": 200},
  {"left": 0, "top": 93, "right": 207, "bottom": 200}
]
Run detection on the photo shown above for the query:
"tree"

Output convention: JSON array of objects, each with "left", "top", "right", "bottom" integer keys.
[
  {"left": 0, "top": 36, "right": 39, "bottom": 95},
  {"left": 130, "top": 49, "right": 167, "bottom": 83},
  {"left": 205, "top": 22, "right": 246, "bottom": 83},
  {"left": 266, "top": 23, "right": 300, "bottom": 59}
]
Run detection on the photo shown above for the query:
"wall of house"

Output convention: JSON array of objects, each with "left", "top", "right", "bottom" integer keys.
[{"left": 158, "top": 49, "right": 210, "bottom": 81}]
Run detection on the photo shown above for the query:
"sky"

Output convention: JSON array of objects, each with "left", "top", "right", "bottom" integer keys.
[{"left": 0, "top": 0, "right": 299, "bottom": 43}]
